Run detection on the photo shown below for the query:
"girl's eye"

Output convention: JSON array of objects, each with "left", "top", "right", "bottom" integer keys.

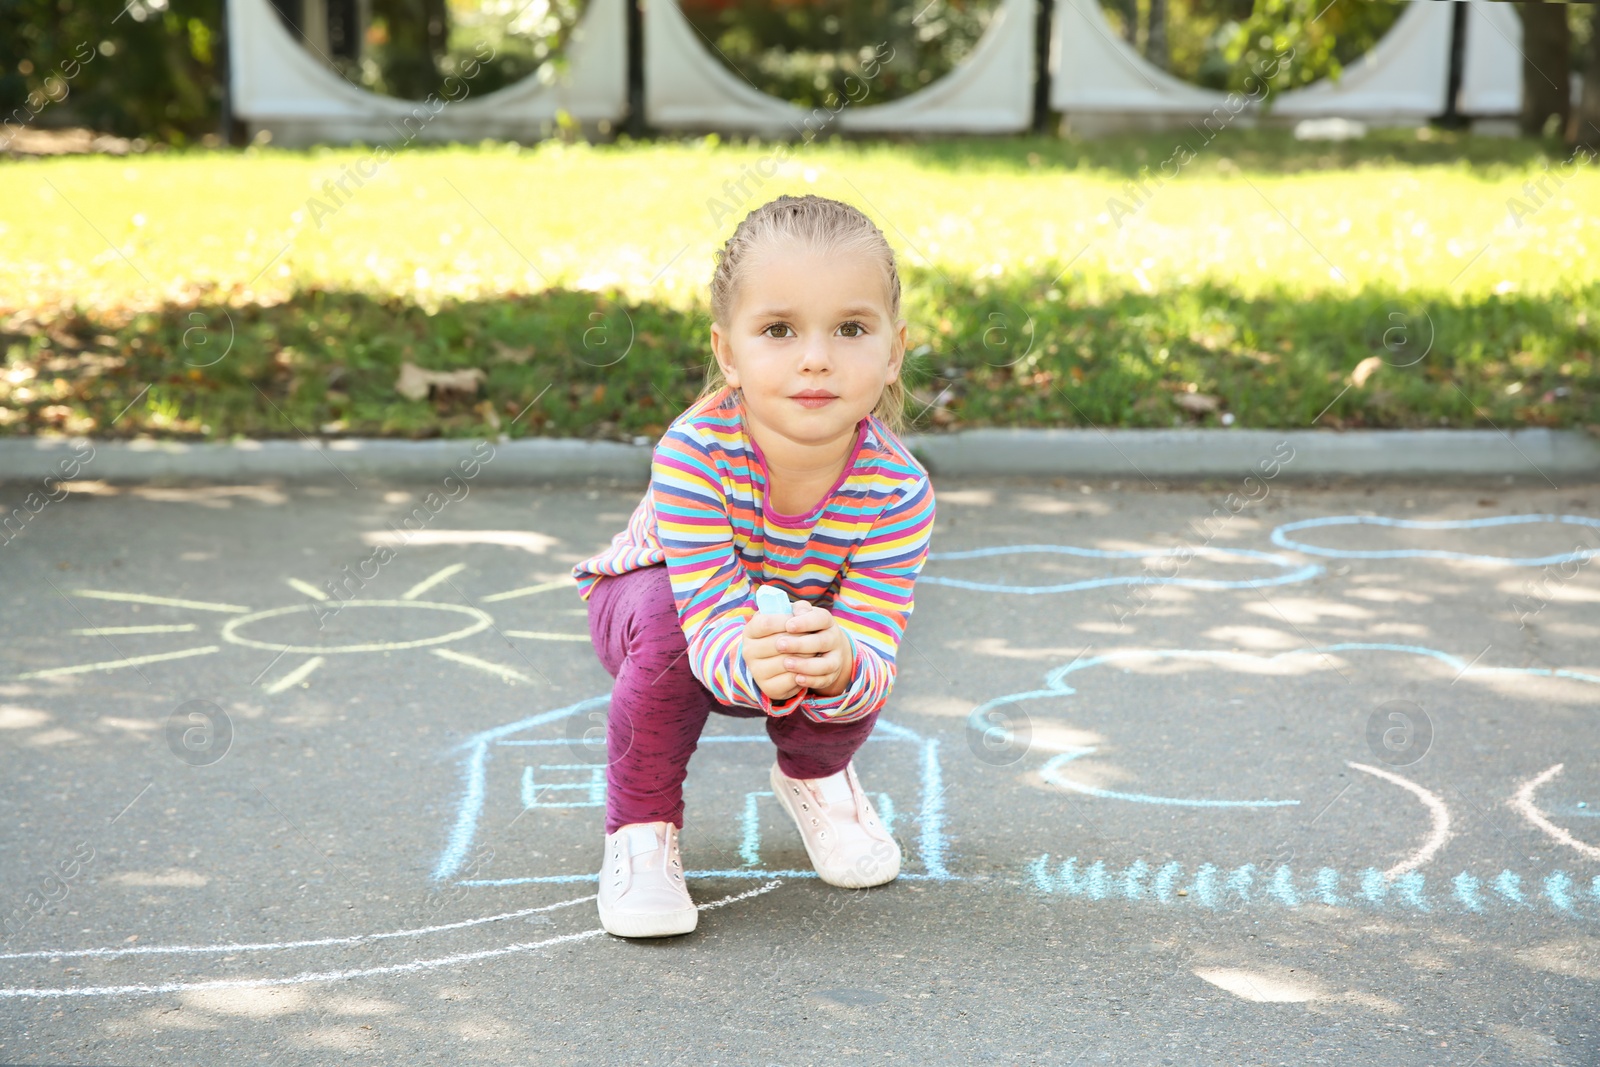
[
  {"left": 839, "top": 321, "right": 867, "bottom": 338},
  {"left": 763, "top": 323, "right": 793, "bottom": 339}
]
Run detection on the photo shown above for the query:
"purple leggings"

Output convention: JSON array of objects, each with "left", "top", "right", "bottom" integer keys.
[{"left": 586, "top": 564, "right": 879, "bottom": 834}]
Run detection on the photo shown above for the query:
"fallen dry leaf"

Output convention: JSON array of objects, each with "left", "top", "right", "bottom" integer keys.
[
  {"left": 396, "top": 362, "right": 487, "bottom": 402},
  {"left": 1173, "top": 392, "right": 1220, "bottom": 414},
  {"left": 490, "top": 339, "right": 535, "bottom": 364},
  {"left": 1349, "top": 355, "right": 1383, "bottom": 388}
]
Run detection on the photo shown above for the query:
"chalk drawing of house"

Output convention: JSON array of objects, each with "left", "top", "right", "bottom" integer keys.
[{"left": 431, "top": 695, "right": 956, "bottom": 887}]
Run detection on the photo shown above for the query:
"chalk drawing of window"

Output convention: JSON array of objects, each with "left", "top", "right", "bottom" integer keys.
[
  {"left": 432, "top": 695, "right": 955, "bottom": 885},
  {"left": 522, "top": 763, "right": 606, "bottom": 809}
]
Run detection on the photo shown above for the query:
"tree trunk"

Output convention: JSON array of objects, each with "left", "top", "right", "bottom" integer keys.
[
  {"left": 1146, "top": 0, "right": 1168, "bottom": 71},
  {"left": 1519, "top": 0, "right": 1571, "bottom": 138},
  {"left": 1573, "top": 9, "right": 1600, "bottom": 147}
]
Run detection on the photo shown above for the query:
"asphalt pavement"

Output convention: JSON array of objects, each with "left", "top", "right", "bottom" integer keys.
[{"left": 1, "top": 471, "right": 1597, "bottom": 1066}]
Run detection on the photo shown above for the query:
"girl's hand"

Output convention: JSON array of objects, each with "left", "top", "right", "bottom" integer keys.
[
  {"left": 740, "top": 601, "right": 855, "bottom": 700},
  {"left": 775, "top": 601, "right": 854, "bottom": 697},
  {"left": 741, "top": 611, "right": 803, "bottom": 701}
]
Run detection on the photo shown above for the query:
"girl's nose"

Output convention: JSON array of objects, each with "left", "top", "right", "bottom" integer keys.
[{"left": 798, "top": 337, "right": 832, "bottom": 371}]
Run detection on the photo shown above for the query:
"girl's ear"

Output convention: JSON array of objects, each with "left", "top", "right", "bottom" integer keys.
[
  {"left": 710, "top": 321, "right": 741, "bottom": 388},
  {"left": 885, "top": 318, "right": 908, "bottom": 383}
]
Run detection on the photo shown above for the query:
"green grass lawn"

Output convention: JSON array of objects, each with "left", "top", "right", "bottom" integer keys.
[{"left": 0, "top": 128, "right": 1595, "bottom": 441}]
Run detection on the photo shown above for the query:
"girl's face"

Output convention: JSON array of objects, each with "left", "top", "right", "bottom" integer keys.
[{"left": 710, "top": 241, "right": 906, "bottom": 454}]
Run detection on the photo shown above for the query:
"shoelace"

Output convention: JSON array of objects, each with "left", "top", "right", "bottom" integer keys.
[
  {"left": 811, "top": 771, "right": 886, "bottom": 836},
  {"left": 790, "top": 767, "right": 882, "bottom": 846},
  {"left": 608, "top": 827, "right": 685, "bottom": 888}
]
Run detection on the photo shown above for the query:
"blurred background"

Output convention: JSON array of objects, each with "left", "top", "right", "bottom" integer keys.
[{"left": 0, "top": 0, "right": 1596, "bottom": 444}]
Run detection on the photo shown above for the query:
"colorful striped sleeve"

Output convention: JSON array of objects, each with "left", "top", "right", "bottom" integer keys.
[
  {"left": 799, "top": 473, "right": 936, "bottom": 725},
  {"left": 650, "top": 424, "right": 805, "bottom": 716}
]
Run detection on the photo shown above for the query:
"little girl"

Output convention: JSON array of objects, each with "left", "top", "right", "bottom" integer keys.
[{"left": 571, "top": 193, "right": 936, "bottom": 939}]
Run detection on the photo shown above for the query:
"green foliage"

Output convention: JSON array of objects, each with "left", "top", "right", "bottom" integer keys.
[
  {"left": 0, "top": 0, "right": 221, "bottom": 143},
  {"left": 1099, "top": 0, "right": 1407, "bottom": 93},
  {"left": 1, "top": 276, "right": 1593, "bottom": 441},
  {"left": 335, "top": 0, "right": 585, "bottom": 100},
  {"left": 1, "top": 133, "right": 1595, "bottom": 440},
  {"left": 677, "top": 0, "right": 1001, "bottom": 109}
]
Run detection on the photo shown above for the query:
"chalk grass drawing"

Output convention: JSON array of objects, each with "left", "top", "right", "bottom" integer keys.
[
  {"left": 1025, "top": 854, "right": 1598, "bottom": 920},
  {"left": 1269, "top": 513, "right": 1600, "bottom": 566},
  {"left": 919, "top": 543, "right": 1322, "bottom": 595},
  {"left": 431, "top": 697, "right": 956, "bottom": 886}
]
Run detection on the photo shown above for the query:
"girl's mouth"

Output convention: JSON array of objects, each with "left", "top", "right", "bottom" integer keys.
[{"left": 791, "top": 391, "right": 838, "bottom": 409}]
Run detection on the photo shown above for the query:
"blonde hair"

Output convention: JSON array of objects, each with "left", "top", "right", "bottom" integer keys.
[{"left": 700, "top": 193, "right": 909, "bottom": 435}]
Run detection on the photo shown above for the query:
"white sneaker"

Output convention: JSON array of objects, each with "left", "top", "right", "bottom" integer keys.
[
  {"left": 596, "top": 821, "right": 699, "bottom": 938},
  {"left": 770, "top": 760, "right": 901, "bottom": 889}
]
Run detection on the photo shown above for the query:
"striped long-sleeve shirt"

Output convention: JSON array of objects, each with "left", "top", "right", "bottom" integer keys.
[{"left": 572, "top": 387, "right": 935, "bottom": 725}]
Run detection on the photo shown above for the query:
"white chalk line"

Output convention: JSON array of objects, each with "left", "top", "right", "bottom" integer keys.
[
  {"left": 0, "top": 895, "right": 597, "bottom": 963},
  {"left": 0, "top": 882, "right": 782, "bottom": 999},
  {"left": 1510, "top": 763, "right": 1600, "bottom": 862},
  {"left": 1346, "top": 762, "right": 1454, "bottom": 879},
  {"left": 430, "top": 648, "right": 536, "bottom": 683},
  {"left": 264, "top": 655, "right": 324, "bottom": 694}
]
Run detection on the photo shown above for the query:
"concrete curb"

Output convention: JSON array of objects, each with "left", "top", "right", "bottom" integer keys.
[
  {"left": 0, "top": 429, "right": 1596, "bottom": 485},
  {"left": 906, "top": 428, "right": 1600, "bottom": 480}
]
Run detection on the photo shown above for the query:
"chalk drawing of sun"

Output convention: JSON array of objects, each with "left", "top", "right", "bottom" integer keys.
[{"left": 15, "top": 530, "right": 587, "bottom": 692}]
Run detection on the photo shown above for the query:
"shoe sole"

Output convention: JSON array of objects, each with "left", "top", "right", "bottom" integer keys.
[
  {"left": 770, "top": 763, "right": 901, "bottom": 889},
  {"left": 597, "top": 901, "right": 699, "bottom": 939}
]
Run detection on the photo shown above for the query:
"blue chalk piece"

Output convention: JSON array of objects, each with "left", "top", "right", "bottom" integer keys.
[
  {"left": 1545, "top": 871, "right": 1575, "bottom": 912},
  {"left": 1121, "top": 860, "right": 1150, "bottom": 901},
  {"left": 1591, "top": 875, "right": 1600, "bottom": 905},
  {"left": 1393, "top": 872, "right": 1430, "bottom": 912},
  {"left": 1227, "top": 864, "right": 1257, "bottom": 904},
  {"left": 1154, "top": 862, "right": 1182, "bottom": 904},
  {"left": 1360, "top": 868, "right": 1387, "bottom": 906},
  {"left": 754, "top": 585, "right": 793, "bottom": 615},
  {"left": 1453, "top": 872, "right": 1483, "bottom": 913},
  {"left": 1191, "top": 864, "right": 1219, "bottom": 909},
  {"left": 1494, "top": 870, "right": 1526, "bottom": 905},
  {"left": 1315, "top": 867, "right": 1342, "bottom": 906},
  {"left": 1269, "top": 865, "right": 1299, "bottom": 908}
]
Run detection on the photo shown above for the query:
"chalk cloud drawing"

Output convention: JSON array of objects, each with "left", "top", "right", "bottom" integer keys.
[
  {"left": 432, "top": 696, "right": 957, "bottom": 886},
  {"left": 976, "top": 643, "right": 1597, "bottom": 857},
  {"left": 1270, "top": 513, "right": 1600, "bottom": 565},
  {"left": 920, "top": 543, "right": 1322, "bottom": 595},
  {"left": 1040, "top": 746, "right": 1299, "bottom": 809}
]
